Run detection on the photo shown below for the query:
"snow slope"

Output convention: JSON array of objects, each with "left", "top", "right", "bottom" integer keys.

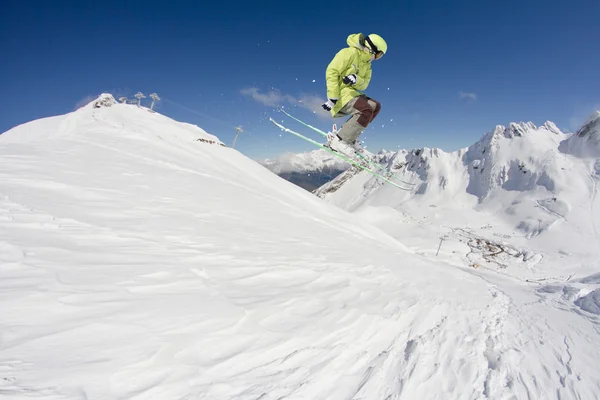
[{"left": 1, "top": 95, "right": 599, "bottom": 399}]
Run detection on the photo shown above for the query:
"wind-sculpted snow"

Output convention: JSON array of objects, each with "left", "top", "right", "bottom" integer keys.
[
  {"left": 560, "top": 110, "right": 600, "bottom": 158},
  {"left": 576, "top": 272, "right": 600, "bottom": 284},
  {"left": 90, "top": 93, "right": 117, "bottom": 108},
  {"left": 537, "top": 273, "right": 600, "bottom": 317},
  {"left": 575, "top": 289, "right": 600, "bottom": 315},
  {"left": 1, "top": 95, "right": 599, "bottom": 399}
]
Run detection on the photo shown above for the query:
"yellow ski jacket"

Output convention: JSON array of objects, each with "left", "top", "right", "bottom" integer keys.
[{"left": 325, "top": 33, "right": 373, "bottom": 116}]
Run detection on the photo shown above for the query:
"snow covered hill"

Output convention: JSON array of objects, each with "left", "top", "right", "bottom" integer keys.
[{"left": 1, "top": 95, "right": 599, "bottom": 399}]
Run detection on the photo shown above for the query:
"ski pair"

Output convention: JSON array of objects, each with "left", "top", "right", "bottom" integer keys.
[
  {"left": 278, "top": 108, "right": 414, "bottom": 187},
  {"left": 269, "top": 117, "right": 413, "bottom": 191}
]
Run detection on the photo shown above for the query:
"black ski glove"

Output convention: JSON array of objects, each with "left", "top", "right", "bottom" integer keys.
[
  {"left": 321, "top": 98, "right": 338, "bottom": 111},
  {"left": 342, "top": 74, "right": 357, "bottom": 85}
]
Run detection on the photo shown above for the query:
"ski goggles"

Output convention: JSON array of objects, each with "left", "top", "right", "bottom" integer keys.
[{"left": 365, "top": 36, "right": 384, "bottom": 60}]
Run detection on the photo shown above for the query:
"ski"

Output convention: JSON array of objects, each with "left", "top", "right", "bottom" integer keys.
[
  {"left": 278, "top": 108, "right": 415, "bottom": 186},
  {"left": 270, "top": 118, "right": 413, "bottom": 191}
]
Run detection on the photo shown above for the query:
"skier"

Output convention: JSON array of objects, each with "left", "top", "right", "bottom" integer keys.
[{"left": 321, "top": 33, "right": 387, "bottom": 156}]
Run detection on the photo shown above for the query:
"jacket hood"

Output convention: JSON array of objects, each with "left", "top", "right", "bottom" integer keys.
[
  {"left": 346, "top": 33, "right": 365, "bottom": 49},
  {"left": 346, "top": 33, "right": 372, "bottom": 62}
]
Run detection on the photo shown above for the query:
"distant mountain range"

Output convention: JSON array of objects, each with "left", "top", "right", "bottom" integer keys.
[
  {"left": 259, "top": 149, "right": 349, "bottom": 191},
  {"left": 314, "top": 114, "right": 600, "bottom": 268},
  {"left": 259, "top": 149, "right": 398, "bottom": 192}
]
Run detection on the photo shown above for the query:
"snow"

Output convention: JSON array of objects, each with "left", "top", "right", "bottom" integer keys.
[
  {"left": 575, "top": 289, "right": 600, "bottom": 315},
  {"left": 1, "top": 96, "right": 600, "bottom": 399},
  {"left": 319, "top": 117, "right": 600, "bottom": 279},
  {"left": 260, "top": 149, "right": 349, "bottom": 174},
  {"left": 561, "top": 110, "right": 600, "bottom": 158}
]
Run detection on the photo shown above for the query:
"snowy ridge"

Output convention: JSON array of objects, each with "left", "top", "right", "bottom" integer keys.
[
  {"left": 463, "top": 121, "right": 570, "bottom": 200},
  {"left": 1, "top": 96, "right": 599, "bottom": 399},
  {"left": 1, "top": 93, "right": 223, "bottom": 146}
]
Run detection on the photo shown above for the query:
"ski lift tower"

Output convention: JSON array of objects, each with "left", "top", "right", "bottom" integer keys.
[
  {"left": 134, "top": 92, "right": 146, "bottom": 107},
  {"left": 149, "top": 93, "right": 160, "bottom": 110},
  {"left": 232, "top": 126, "right": 243, "bottom": 148}
]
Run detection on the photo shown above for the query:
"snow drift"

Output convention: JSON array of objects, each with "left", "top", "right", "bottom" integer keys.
[{"left": 1, "top": 95, "right": 599, "bottom": 399}]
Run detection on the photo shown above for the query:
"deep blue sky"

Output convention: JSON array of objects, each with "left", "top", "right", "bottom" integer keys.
[{"left": 1, "top": 0, "right": 598, "bottom": 159}]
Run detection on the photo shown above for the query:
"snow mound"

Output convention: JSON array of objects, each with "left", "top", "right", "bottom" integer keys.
[
  {"left": 1, "top": 92, "right": 223, "bottom": 146},
  {"left": 90, "top": 93, "right": 117, "bottom": 109},
  {"left": 576, "top": 272, "right": 600, "bottom": 284},
  {"left": 575, "top": 289, "right": 600, "bottom": 315}
]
